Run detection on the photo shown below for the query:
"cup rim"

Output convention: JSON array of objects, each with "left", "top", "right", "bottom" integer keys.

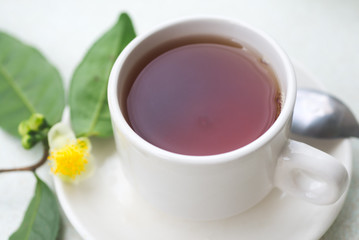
[{"left": 108, "top": 15, "right": 296, "bottom": 165}]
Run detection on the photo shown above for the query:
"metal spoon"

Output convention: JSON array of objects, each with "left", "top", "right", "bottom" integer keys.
[{"left": 291, "top": 88, "right": 359, "bottom": 138}]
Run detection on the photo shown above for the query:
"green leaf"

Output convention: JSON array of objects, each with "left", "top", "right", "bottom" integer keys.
[
  {"left": 0, "top": 32, "right": 65, "bottom": 137},
  {"left": 10, "top": 173, "right": 60, "bottom": 240},
  {"left": 69, "top": 12, "right": 136, "bottom": 137}
]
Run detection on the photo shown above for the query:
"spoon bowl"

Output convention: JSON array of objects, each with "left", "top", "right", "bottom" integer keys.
[{"left": 291, "top": 88, "right": 359, "bottom": 138}]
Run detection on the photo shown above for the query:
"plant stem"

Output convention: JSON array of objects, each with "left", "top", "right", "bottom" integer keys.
[{"left": 0, "top": 142, "right": 49, "bottom": 173}]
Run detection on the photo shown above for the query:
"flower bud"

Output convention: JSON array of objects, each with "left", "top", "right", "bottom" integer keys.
[
  {"left": 18, "top": 113, "right": 50, "bottom": 149},
  {"left": 28, "top": 113, "right": 49, "bottom": 131},
  {"left": 21, "top": 134, "right": 37, "bottom": 149}
]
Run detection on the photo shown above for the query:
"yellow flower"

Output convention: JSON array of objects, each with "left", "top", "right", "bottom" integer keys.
[{"left": 47, "top": 122, "right": 94, "bottom": 183}]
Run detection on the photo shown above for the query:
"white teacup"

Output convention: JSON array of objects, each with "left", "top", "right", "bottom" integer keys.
[{"left": 107, "top": 16, "right": 349, "bottom": 220}]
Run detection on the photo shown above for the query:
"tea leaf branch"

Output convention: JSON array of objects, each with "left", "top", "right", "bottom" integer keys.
[{"left": 0, "top": 12, "right": 136, "bottom": 239}]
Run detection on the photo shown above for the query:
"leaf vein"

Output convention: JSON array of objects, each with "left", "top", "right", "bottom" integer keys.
[
  {"left": 86, "top": 80, "right": 108, "bottom": 136},
  {"left": 25, "top": 178, "right": 43, "bottom": 239},
  {"left": 0, "top": 63, "right": 36, "bottom": 114}
]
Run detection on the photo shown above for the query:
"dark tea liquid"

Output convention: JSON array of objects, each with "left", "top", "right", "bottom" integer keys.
[{"left": 126, "top": 41, "right": 281, "bottom": 155}]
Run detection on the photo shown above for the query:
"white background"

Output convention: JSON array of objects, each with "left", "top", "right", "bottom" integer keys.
[{"left": 0, "top": 0, "right": 359, "bottom": 239}]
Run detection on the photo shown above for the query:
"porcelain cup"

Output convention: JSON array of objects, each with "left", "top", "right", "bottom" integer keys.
[{"left": 108, "top": 16, "right": 349, "bottom": 220}]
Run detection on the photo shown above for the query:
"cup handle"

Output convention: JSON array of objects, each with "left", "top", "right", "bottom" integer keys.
[{"left": 274, "top": 140, "right": 349, "bottom": 204}]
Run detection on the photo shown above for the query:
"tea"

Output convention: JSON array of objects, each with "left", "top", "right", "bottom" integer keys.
[{"left": 126, "top": 38, "right": 281, "bottom": 155}]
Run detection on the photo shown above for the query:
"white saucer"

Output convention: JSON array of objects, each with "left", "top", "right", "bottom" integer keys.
[{"left": 54, "top": 64, "right": 352, "bottom": 240}]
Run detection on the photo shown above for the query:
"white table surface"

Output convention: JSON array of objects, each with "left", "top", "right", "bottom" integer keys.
[{"left": 1, "top": 0, "right": 359, "bottom": 239}]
